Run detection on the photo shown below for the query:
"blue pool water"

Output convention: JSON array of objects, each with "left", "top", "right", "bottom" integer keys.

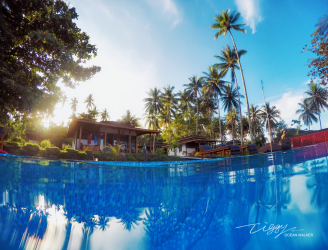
[{"left": 0, "top": 143, "right": 328, "bottom": 250}]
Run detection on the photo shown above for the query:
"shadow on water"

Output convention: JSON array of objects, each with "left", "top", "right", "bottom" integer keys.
[{"left": 0, "top": 142, "right": 328, "bottom": 250}]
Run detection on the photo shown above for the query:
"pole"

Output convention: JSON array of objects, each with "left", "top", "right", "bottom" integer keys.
[{"left": 261, "top": 80, "right": 273, "bottom": 153}]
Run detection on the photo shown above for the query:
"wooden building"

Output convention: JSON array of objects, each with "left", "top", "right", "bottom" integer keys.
[
  {"left": 165, "top": 135, "right": 218, "bottom": 156},
  {"left": 67, "top": 119, "right": 161, "bottom": 153}
]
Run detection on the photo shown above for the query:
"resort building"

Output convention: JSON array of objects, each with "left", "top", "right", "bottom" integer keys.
[
  {"left": 166, "top": 135, "right": 218, "bottom": 156},
  {"left": 67, "top": 119, "right": 161, "bottom": 153}
]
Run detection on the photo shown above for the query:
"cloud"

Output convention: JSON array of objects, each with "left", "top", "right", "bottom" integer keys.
[
  {"left": 271, "top": 91, "right": 305, "bottom": 125},
  {"left": 234, "top": 0, "right": 263, "bottom": 34},
  {"left": 145, "top": 0, "right": 182, "bottom": 28}
]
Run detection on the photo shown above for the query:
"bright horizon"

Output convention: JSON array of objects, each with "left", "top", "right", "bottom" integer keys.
[{"left": 47, "top": 0, "right": 328, "bottom": 132}]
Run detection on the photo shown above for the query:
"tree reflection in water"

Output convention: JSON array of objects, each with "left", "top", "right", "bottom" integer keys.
[{"left": 0, "top": 143, "right": 328, "bottom": 249}]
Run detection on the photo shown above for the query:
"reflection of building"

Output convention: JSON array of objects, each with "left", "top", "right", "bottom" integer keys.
[
  {"left": 67, "top": 119, "right": 160, "bottom": 153},
  {"left": 165, "top": 135, "right": 218, "bottom": 156}
]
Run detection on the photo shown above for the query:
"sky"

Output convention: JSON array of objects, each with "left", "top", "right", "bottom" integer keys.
[{"left": 50, "top": 0, "right": 328, "bottom": 131}]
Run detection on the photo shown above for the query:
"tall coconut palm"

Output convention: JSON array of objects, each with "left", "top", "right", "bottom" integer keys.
[
  {"left": 202, "top": 66, "right": 226, "bottom": 141},
  {"left": 178, "top": 89, "right": 193, "bottom": 134},
  {"left": 70, "top": 97, "right": 78, "bottom": 113},
  {"left": 221, "top": 83, "right": 239, "bottom": 144},
  {"left": 162, "top": 85, "right": 179, "bottom": 143},
  {"left": 62, "top": 95, "right": 67, "bottom": 108},
  {"left": 248, "top": 104, "right": 263, "bottom": 137},
  {"left": 200, "top": 90, "right": 217, "bottom": 138},
  {"left": 184, "top": 76, "right": 204, "bottom": 135},
  {"left": 118, "top": 110, "right": 140, "bottom": 127},
  {"left": 305, "top": 82, "right": 328, "bottom": 129},
  {"left": 296, "top": 99, "right": 318, "bottom": 130},
  {"left": 261, "top": 102, "right": 281, "bottom": 141},
  {"left": 226, "top": 108, "right": 240, "bottom": 141},
  {"left": 101, "top": 108, "right": 110, "bottom": 121},
  {"left": 144, "top": 88, "right": 163, "bottom": 152},
  {"left": 84, "top": 94, "right": 95, "bottom": 110},
  {"left": 211, "top": 9, "right": 254, "bottom": 143},
  {"left": 215, "top": 44, "right": 247, "bottom": 144}
]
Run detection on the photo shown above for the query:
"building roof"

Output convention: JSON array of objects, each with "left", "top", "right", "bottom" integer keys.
[{"left": 67, "top": 119, "right": 161, "bottom": 137}]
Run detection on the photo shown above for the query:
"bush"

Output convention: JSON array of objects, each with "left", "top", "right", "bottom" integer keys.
[
  {"left": 135, "top": 156, "right": 145, "bottom": 161},
  {"left": 21, "top": 143, "right": 40, "bottom": 156},
  {"left": 38, "top": 149, "right": 47, "bottom": 157},
  {"left": 149, "top": 156, "right": 158, "bottom": 161},
  {"left": 78, "top": 152, "right": 87, "bottom": 160},
  {"left": 126, "top": 154, "right": 137, "bottom": 162},
  {"left": 155, "top": 148, "right": 165, "bottom": 156},
  {"left": 11, "top": 137, "right": 25, "bottom": 144},
  {"left": 4, "top": 142, "right": 22, "bottom": 154},
  {"left": 18, "top": 148, "right": 27, "bottom": 156},
  {"left": 40, "top": 139, "right": 51, "bottom": 149},
  {"left": 66, "top": 148, "right": 79, "bottom": 159},
  {"left": 160, "top": 155, "right": 169, "bottom": 161},
  {"left": 59, "top": 150, "right": 68, "bottom": 159},
  {"left": 46, "top": 147, "right": 61, "bottom": 158},
  {"left": 85, "top": 150, "right": 93, "bottom": 160}
]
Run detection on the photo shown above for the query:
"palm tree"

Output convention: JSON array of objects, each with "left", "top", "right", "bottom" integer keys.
[
  {"left": 84, "top": 94, "right": 95, "bottom": 110},
  {"left": 97, "top": 216, "right": 110, "bottom": 231},
  {"left": 70, "top": 97, "right": 78, "bottom": 113},
  {"left": 296, "top": 99, "right": 318, "bottom": 130},
  {"left": 144, "top": 88, "right": 163, "bottom": 152},
  {"left": 62, "top": 95, "right": 67, "bottom": 108},
  {"left": 226, "top": 108, "right": 240, "bottom": 141},
  {"left": 215, "top": 44, "right": 247, "bottom": 144},
  {"left": 200, "top": 90, "right": 217, "bottom": 138},
  {"left": 118, "top": 110, "right": 140, "bottom": 127},
  {"left": 261, "top": 102, "right": 281, "bottom": 141},
  {"left": 178, "top": 89, "right": 193, "bottom": 134},
  {"left": 202, "top": 66, "right": 226, "bottom": 141},
  {"left": 101, "top": 108, "right": 110, "bottom": 121},
  {"left": 221, "top": 83, "right": 239, "bottom": 144},
  {"left": 248, "top": 104, "right": 263, "bottom": 137},
  {"left": 162, "top": 85, "right": 179, "bottom": 143},
  {"left": 211, "top": 9, "right": 254, "bottom": 143},
  {"left": 305, "top": 81, "right": 328, "bottom": 129},
  {"left": 184, "top": 76, "right": 204, "bottom": 135}
]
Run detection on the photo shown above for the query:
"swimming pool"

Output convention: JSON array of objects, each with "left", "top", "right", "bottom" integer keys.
[{"left": 0, "top": 143, "right": 327, "bottom": 250}]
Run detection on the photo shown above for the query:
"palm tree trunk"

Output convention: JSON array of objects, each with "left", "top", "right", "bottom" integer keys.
[
  {"left": 231, "top": 110, "right": 235, "bottom": 145},
  {"left": 196, "top": 96, "right": 199, "bottom": 135},
  {"left": 169, "top": 109, "right": 171, "bottom": 143},
  {"left": 233, "top": 70, "right": 243, "bottom": 145},
  {"left": 153, "top": 107, "right": 156, "bottom": 154},
  {"left": 319, "top": 113, "right": 322, "bottom": 130},
  {"left": 216, "top": 93, "right": 222, "bottom": 142},
  {"left": 229, "top": 30, "right": 254, "bottom": 144}
]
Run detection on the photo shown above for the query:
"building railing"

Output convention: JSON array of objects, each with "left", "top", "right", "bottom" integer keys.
[{"left": 290, "top": 130, "right": 328, "bottom": 148}]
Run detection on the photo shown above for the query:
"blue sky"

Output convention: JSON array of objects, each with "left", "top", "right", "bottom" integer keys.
[{"left": 51, "top": 0, "right": 328, "bottom": 131}]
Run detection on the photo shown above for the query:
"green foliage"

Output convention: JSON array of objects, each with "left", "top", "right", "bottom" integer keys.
[
  {"left": 126, "top": 154, "right": 137, "bottom": 162},
  {"left": 160, "top": 155, "right": 169, "bottom": 161},
  {"left": 117, "top": 110, "right": 141, "bottom": 127},
  {"left": 38, "top": 149, "right": 47, "bottom": 157},
  {"left": 0, "top": 0, "right": 101, "bottom": 125},
  {"left": 46, "top": 147, "right": 61, "bottom": 158},
  {"left": 155, "top": 148, "right": 165, "bottom": 156},
  {"left": 77, "top": 107, "right": 99, "bottom": 122},
  {"left": 59, "top": 150, "right": 68, "bottom": 159},
  {"left": 135, "top": 156, "right": 146, "bottom": 161},
  {"left": 11, "top": 137, "right": 25, "bottom": 144},
  {"left": 109, "top": 144, "right": 123, "bottom": 161},
  {"left": 21, "top": 143, "right": 40, "bottom": 156},
  {"left": 65, "top": 148, "right": 79, "bottom": 159},
  {"left": 40, "top": 139, "right": 51, "bottom": 149},
  {"left": 4, "top": 142, "right": 22, "bottom": 154},
  {"left": 44, "top": 124, "right": 72, "bottom": 148},
  {"left": 78, "top": 152, "right": 87, "bottom": 160}
]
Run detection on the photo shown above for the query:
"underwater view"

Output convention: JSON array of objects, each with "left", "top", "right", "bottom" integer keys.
[{"left": 1, "top": 143, "right": 328, "bottom": 250}]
